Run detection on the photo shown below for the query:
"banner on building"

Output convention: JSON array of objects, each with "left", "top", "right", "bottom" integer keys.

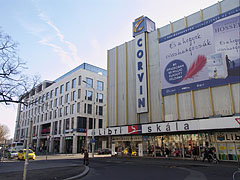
[
  {"left": 159, "top": 7, "right": 240, "bottom": 96},
  {"left": 135, "top": 33, "right": 148, "bottom": 113}
]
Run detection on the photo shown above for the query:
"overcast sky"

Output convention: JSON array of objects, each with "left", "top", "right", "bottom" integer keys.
[{"left": 0, "top": 0, "right": 219, "bottom": 138}]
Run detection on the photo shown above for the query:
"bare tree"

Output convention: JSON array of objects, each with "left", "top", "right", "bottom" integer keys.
[
  {"left": 0, "top": 29, "right": 40, "bottom": 105},
  {"left": 0, "top": 124, "right": 9, "bottom": 144}
]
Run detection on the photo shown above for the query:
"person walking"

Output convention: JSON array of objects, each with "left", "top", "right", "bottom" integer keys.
[
  {"left": 83, "top": 149, "right": 89, "bottom": 166},
  {"left": 202, "top": 147, "right": 209, "bottom": 162},
  {"left": 193, "top": 147, "right": 198, "bottom": 161}
]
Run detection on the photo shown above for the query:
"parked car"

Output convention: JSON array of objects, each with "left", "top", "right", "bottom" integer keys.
[
  {"left": 9, "top": 149, "right": 18, "bottom": 159},
  {"left": 98, "top": 148, "right": 112, "bottom": 155},
  {"left": 18, "top": 149, "right": 36, "bottom": 160}
]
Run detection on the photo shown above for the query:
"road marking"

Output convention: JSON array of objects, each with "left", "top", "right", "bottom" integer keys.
[{"left": 177, "top": 167, "right": 207, "bottom": 180}]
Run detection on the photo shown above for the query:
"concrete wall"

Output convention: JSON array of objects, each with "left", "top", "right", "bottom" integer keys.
[{"left": 107, "top": 0, "right": 240, "bottom": 127}]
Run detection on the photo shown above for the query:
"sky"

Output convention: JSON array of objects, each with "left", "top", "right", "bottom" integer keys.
[{"left": 0, "top": 0, "right": 219, "bottom": 139}]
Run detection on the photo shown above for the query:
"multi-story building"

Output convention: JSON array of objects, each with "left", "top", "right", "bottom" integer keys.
[
  {"left": 14, "top": 63, "right": 107, "bottom": 154},
  {"left": 88, "top": 0, "right": 240, "bottom": 161}
]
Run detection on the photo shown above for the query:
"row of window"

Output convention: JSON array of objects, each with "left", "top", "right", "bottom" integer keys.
[
  {"left": 20, "top": 104, "right": 104, "bottom": 127},
  {"left": 21, "top": 90, "right": 104, "bottom": 118},
  {"left": 23, "top": 77, "right": 104, "bottom": 110},
  {"left": 17, "top": 116, "right": 103, "bottom": 139}
]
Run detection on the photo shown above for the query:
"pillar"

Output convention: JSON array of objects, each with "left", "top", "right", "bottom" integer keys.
[{"left": 73, "top": 135, "right": 77, "bottom": 154}]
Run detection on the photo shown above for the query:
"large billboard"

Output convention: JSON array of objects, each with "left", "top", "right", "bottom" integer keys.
[{"left": 159, "top": 7, "right": 240, "bottom": 96}]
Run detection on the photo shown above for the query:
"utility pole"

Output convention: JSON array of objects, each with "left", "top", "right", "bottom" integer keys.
[{"left": 23, "top": 118, "right": 33, "bottom": 180}]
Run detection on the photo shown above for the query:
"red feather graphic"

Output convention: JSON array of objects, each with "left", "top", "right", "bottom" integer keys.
[{"left": 183, "top": 55, "right": 207, "bottom": 80}]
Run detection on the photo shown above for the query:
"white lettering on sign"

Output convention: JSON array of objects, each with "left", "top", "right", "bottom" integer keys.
[{"left": 135, "top": 33, "right": 148, "bottom": 113}]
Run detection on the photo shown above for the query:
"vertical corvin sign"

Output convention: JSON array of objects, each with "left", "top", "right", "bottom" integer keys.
[{"left": 133, "top": 16, "right": 155, "bottom": 113}]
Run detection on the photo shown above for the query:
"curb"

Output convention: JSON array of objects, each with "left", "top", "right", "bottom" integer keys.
[{"left": 64, "top": 165, "right": 90, "bottom": 180}]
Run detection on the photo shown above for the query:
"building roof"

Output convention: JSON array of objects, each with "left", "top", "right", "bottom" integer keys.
[{"left": 54, "top": 63, "right": 107, "bottom": 82}]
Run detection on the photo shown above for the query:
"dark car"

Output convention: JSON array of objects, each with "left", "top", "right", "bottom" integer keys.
[{"left": 98, "top": 148, "right": 111, "bottom": 155}]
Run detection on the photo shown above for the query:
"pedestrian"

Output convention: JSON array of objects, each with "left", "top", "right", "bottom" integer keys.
[
  {"left": 0, "top": 149, "right": 2, "bottom": 162},
  {"left": 83, "top": 149, "right": 89, "bottom": 166},
  {"left": 193, "top": 147, "right": 198, "bottom": 161},
  {"left": 202, "top": 147, "right": 209, "bottom": 162},
  {"left": 128, "top": 147, "right": 132, "bottom": 157},
  {"left": 165, "top": 148, "right": 170, "bottom": 158}
]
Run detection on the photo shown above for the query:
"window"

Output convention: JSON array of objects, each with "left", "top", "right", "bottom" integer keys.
[
  {"left": 78, "top": 76, "right": 81, "bottom": 85},
  {"left": 99, "top": 93, "right": 103, "bottom": 103},
  {"left": 66, "top": 81, "right": 70, "bottom": 91},
  {"left": 55, "top": 87, "right": 59, "bottom": 96},
  {"left": 50, "top": 90, "right": 54, "bottom": 98},
  {"left": 77, "top": 102, "right": 80, "bottom": 113},
  {"left": 54, "top": 121, "right": 58, "bottom": 135},
  {"left": 99, "top": 106, "right": 103, "bottom": 116},
  {"left": 45, "top": 102, "right": 48, "bottom": 110},
  {"left": 84, "top": 103, "right": 86, "bottom": 113},
  {"left": 50, "top": 100, "right": 53, "bottom": 109},
  {"left": 66, "top": 118, "right": 70, "bottom": 130},
  {"left": 85, "top": 78, "right": 93, "bottom": 88},
  {"left": 72, "top": 91, "right": 76, "bottom": 101},
  {"left": 65, "top": 93, "right": 69, "bottom": 103},
  {"left": 89, "top": 118, "right": 93, "bottom": 129},
  {"left": 71, "top": 117, "right": 74, "bottom": 129},
  {"left": 46, "top": 92, "right": 49, "bottom": 100},
  {"left": 65, "top": 106, "right": 69, "bottom": 115},
  {"left": 87, "top": 104, "right": 92, "bottom": 114},
  {"left": 97, "top": 81, "right": 104, "bottom": 91},
  {"left": 99, "top": 119, "right": 103, "bottom": 128},
  {"left": 49, "top": 111, "right": 52, "bottom": 120},
  {"left": 71, "top": 104, "right": 75, "bottom": 114},
  {"left": 96, "top": 105, "right": 98, "bottom": 115},
  {"left": 59, "top": 120, "right": 62, "bottom": 134},
  {"left": 59, "top": 96, "right": 63, "bottom": 105},
  {"left": 54, "top": 98, "right": 58, "bottom": 107},
  {"left": 85, "top": 90, "right": 87, "bottom": 100},
  {"left": 45, "top": 113, "right": 48, "bottom": 121},
  {"left": 59, "top": 108, "right": 63, "bottom": 117},
  {"left": 78, "top": 89, "right": 81, "bottom": 99},
  {"left": 60, "top": 84, "right": 64, "bottom": 94},
  {"left": 42, "top": 95, "right": 45, "bottom": 103},
  {"left": 54, "top": 110, "right": 57, "bottom": 118},
  {"left": 72, "top": 78, "right": 76, "bottom": 88},
  {"left": 87, "top": 91, "right": 93, "bottom": 101}
]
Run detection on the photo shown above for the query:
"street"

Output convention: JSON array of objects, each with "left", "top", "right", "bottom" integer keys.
[
  {"left": 82, "top": 157, "right": 239, "bottom": 180},
  {"left": 0, "top": 155, "right": 239, "bottom": 180}
]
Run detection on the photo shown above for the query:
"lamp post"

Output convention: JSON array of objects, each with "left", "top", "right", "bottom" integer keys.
[{"left": 83, "top": 80, "right": 95, "bottom": 158}]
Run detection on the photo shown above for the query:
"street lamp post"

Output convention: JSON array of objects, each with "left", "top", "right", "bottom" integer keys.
[{"left": 83, "top": 80, "right": 95, "bottom": 158}]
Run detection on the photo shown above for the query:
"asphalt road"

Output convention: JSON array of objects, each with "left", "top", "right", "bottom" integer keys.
[
  {"left": 81, "top": 157, "right": 239, "bottom": 180},
  {"left": 0, "top": 155, "right": 239, "bottom": 180}
]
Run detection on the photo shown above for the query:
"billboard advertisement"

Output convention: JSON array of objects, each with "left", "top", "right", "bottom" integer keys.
[{"left": 159, "top": 7, "right": 240, "bottom": 96}]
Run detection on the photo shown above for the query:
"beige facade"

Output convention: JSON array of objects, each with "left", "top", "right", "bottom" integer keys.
[{"left": 14, "top": 63, "right": 107, "bottom": 154}]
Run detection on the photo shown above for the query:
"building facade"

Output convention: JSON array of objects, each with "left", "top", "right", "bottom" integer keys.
[
  {"left": 14, "top": 63, "right": 107, "bottom": 154},
  {"left": 88, "top": 0, "right": 240, "bottom": 161}
]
